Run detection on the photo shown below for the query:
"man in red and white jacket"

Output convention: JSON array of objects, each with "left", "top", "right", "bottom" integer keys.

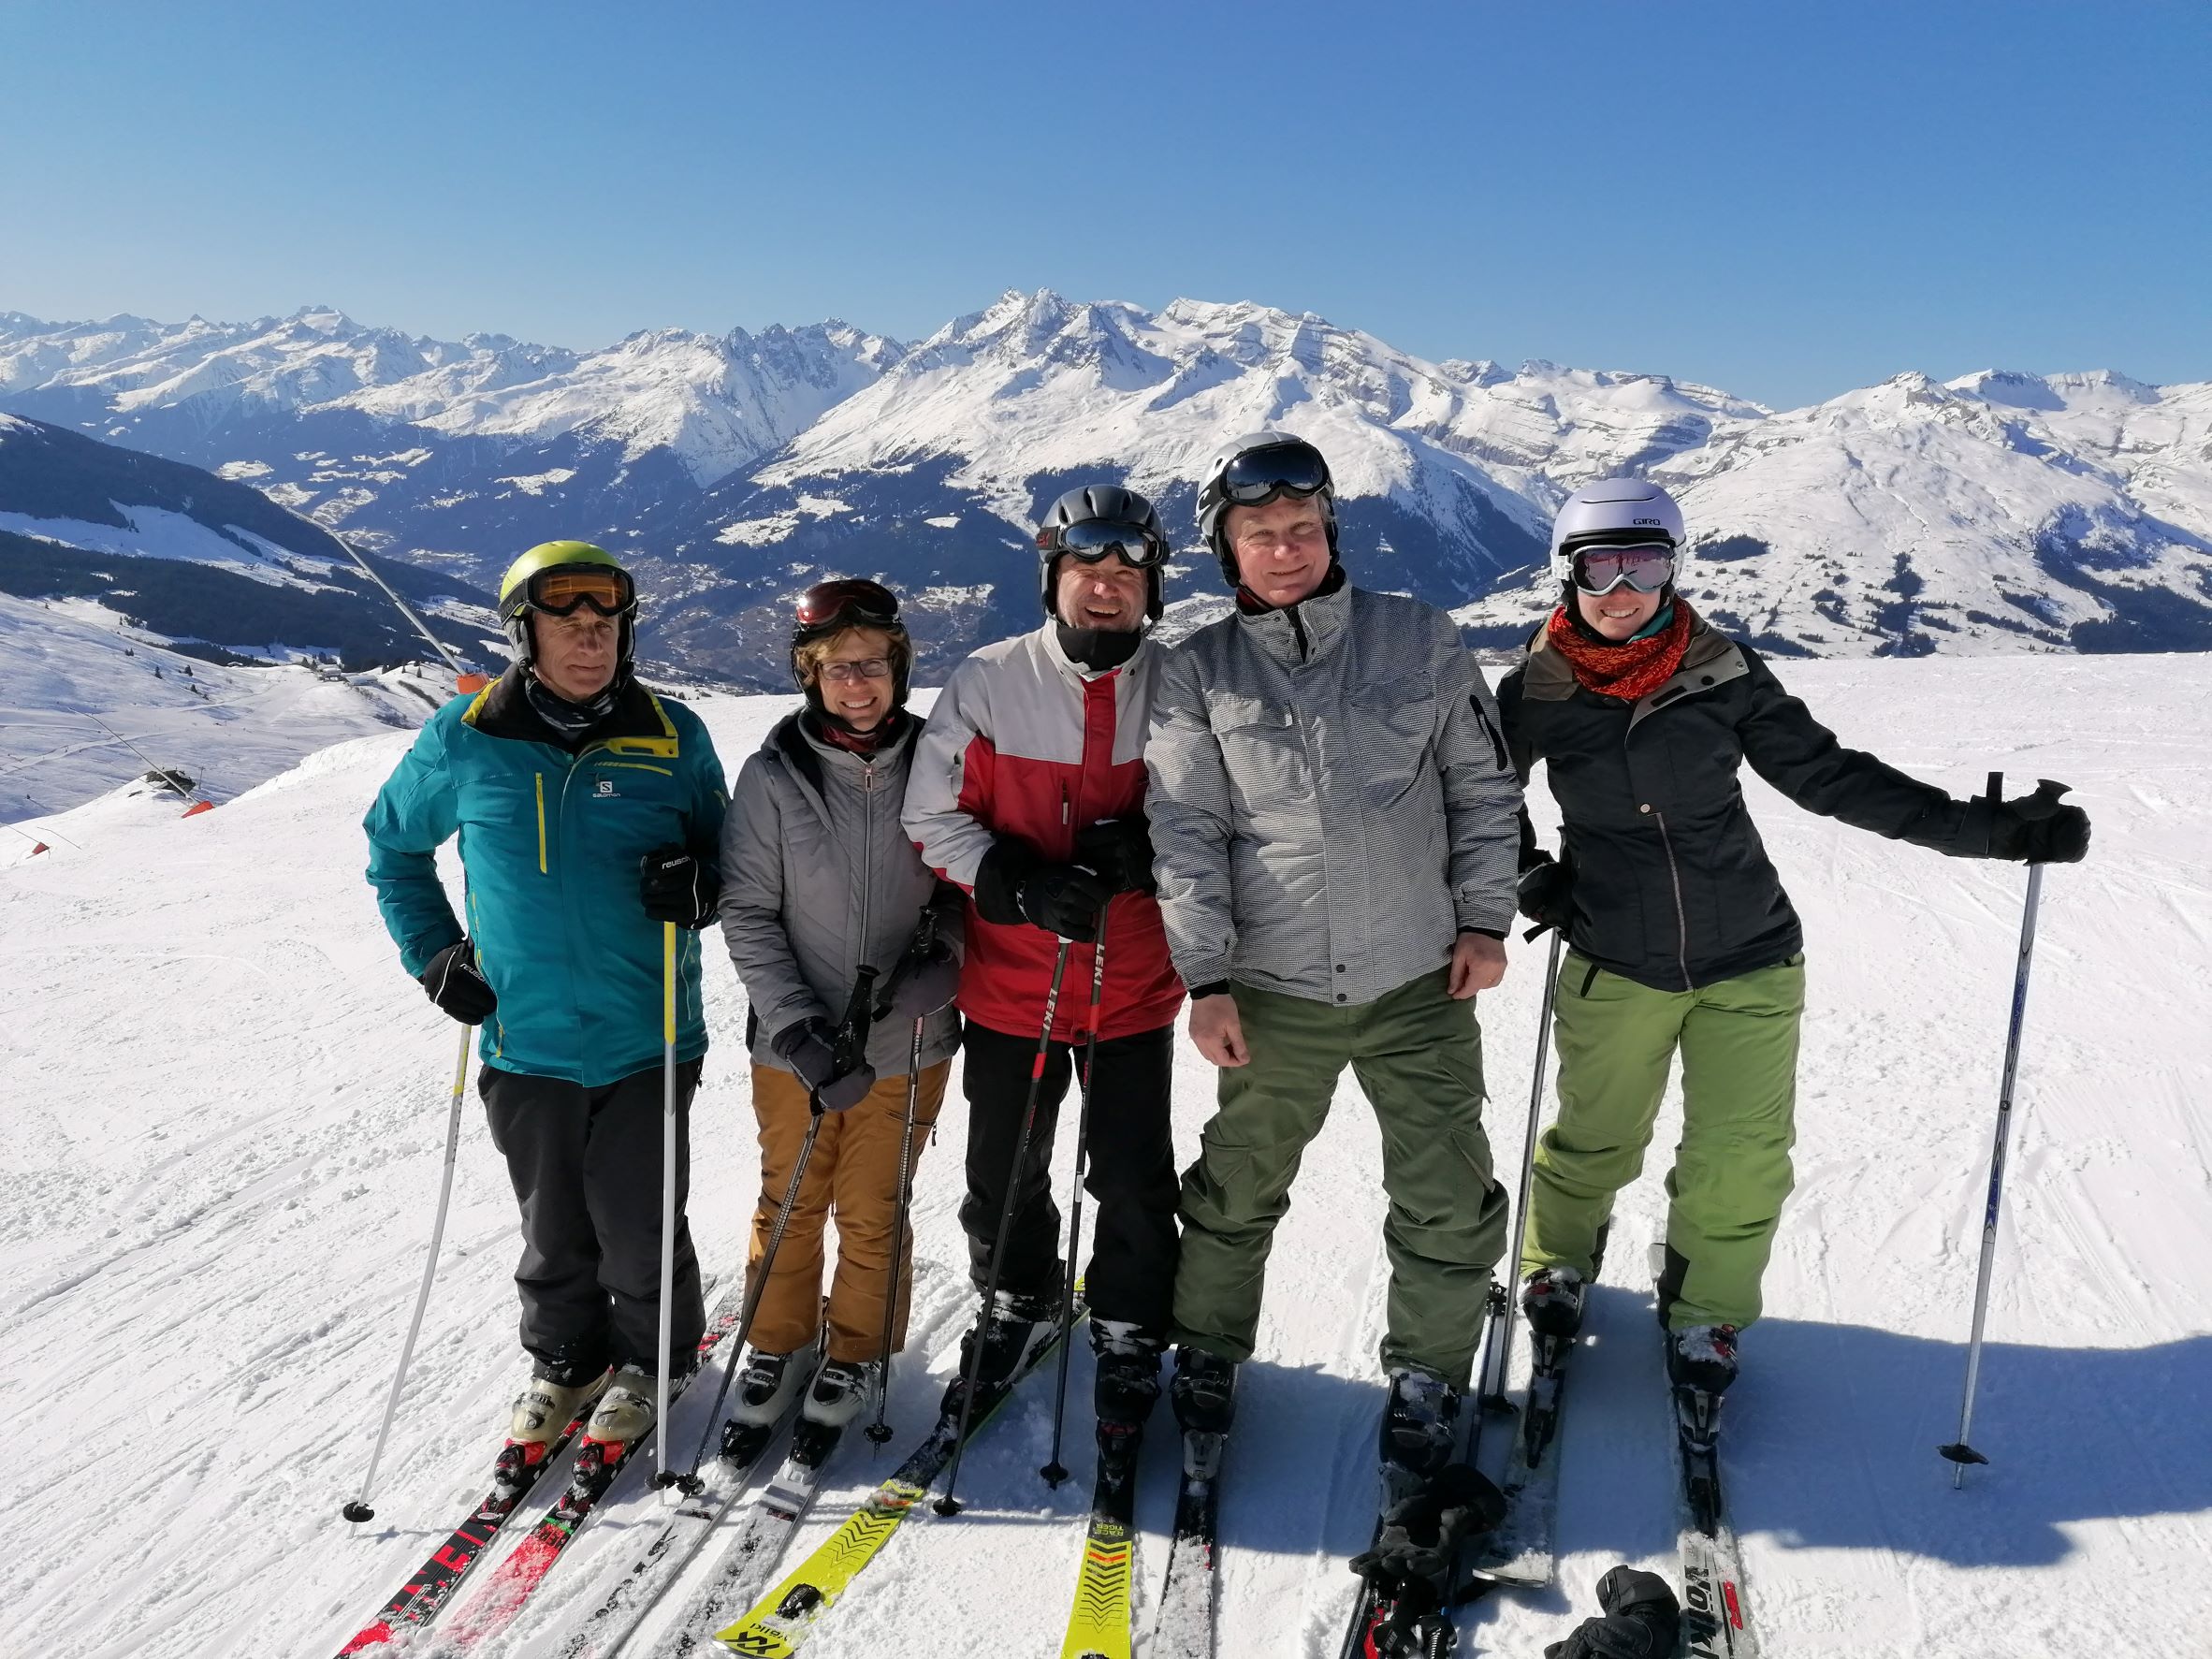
[{"left": 902, "top": 484, "right": 1185, "bottom": 1435}]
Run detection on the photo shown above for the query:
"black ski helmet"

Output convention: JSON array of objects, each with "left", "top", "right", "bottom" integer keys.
[
  {"left": 1035, "top": 485, "right": 1171, "bottom": 621},
  {"left": 787, "top": 576, "right": 912, "bottom": 723},
  {"left": 1197, "top": 430, "right": 1338, "bottom": 587}
]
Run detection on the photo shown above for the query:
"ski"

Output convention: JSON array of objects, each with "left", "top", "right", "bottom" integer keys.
[
  {"left": 549, "top": 1401, "right": 807, "bottom": 1659},
  {"left": 1144, "top": 1423, "right": 1224, "bottom": 1659},
  {"left": 333, "top": 1274, "right": 737, "bottom": 1657},
  {"left": 402, "top": 1280, "right": 749, "bottom": 1656},
  {"left": 709, "top": 1302, "right": 1082, "bottom": 1656},
  {"left": 633, "top": 1425, "right": 847, "bottom": 1659},
  {"left": 1464, "top": 1327, "right": 1576, "bottom": 1589},
  {"left": 1056, "top": 1422, "right": 1142, "bottom": 1659},
  {"left": 1650, "top": 1246, "right": 1757, "bottom": 1659}
]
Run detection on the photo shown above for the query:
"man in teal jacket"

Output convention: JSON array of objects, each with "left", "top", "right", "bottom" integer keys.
[{"left": 364, "top": 541, "right": 729, "bottom": 1453}]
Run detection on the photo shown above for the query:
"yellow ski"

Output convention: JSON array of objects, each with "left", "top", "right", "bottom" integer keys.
[{"left": 715, "top": 1302, "right": 1082, "bottom": 1656}]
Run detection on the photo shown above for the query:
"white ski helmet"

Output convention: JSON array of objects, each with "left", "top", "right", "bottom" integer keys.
[{"left": 1547, "top": 479, "right": 1687, "bottom": 589}]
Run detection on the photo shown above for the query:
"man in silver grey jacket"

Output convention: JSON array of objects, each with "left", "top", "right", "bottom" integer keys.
[{"left": 1144, "top": 431, "right": 1522, "bottom": 1477}]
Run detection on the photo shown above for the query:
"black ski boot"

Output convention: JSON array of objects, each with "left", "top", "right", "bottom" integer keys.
[
  {"left": 1520, "top": 1266, "right": 1587, "bottom": 1342},
  {"left": 1666, "top": 1324, "right": 1740, "bottom": 1397},
  {"left": 1091, "top": 1318, "right": 1165, "bottom": 1431},
  {"left": 1378, "top": 1366, "right": 1461, "bottom": 1506},
  {"left": 1168, "top": 1346, "right": 1238, "bottom": 1434},
  {"left": 939, "top": 1286, "right": 1059, "bottom": 1419}
]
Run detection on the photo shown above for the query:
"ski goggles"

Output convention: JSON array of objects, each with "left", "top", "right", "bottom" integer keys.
[
  {"left": 1215, "top": 439, "right": 1332, "bottom": 508},
  {"left": 1571, "top": 543, "right": 1677, "bottom": 595},
  {"left": 795, "top": 577, "right": 901, "bottom": 632},
  {"left": 520, "top": 565, "right": 635, "bottom": 618},
  {"left": 1036, "top": 518, "right": 1171, "bottom": 569}
]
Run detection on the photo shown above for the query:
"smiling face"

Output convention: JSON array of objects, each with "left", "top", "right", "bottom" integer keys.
[
  {"left": 532, "top": 610, "right": 619, "bottom": 702},
  {"left": 1574, "top": 582, "right": 1665, "bottom": 641},
  {"left": 1226, "top": 496, "right": 1332, "bottom": 607},
  {"left": 805, "top": 624, "right": 896, "bottom": 731},
  {"left": 1053, "top": 553, "right": 1149, "bottom": 632}
]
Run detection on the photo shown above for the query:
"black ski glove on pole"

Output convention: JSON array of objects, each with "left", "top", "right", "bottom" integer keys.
[
  {"left": 1543, "top": 1564, "right": 1681, "bottom": 1659},
  {"left": 1074, "top": 813, "right": 1157, "bottom": 895},
  {"left": 772, "top": 1017, "right": 877, "bottom": 1112},
  {"left": 1984, "top": 779, "right": 2091, "bottom": 865},
  {"left": 1516, "top": 852, "right": 1574, "bottom": 936},
  {"left": 882, "top": 941, "right": 960, "bottom": 1021},
  {"left": 640, "top": 843, "right": 722, "bottom": 928},
  {"left": 1017, "top": 864, "right": 1114, "bottom": 942},
  {"left": 972, "top": 838, "right": 1041, "bottom": 927},
  {"left": 419, "top": 939, "right": 496, "bottom": 1026}
]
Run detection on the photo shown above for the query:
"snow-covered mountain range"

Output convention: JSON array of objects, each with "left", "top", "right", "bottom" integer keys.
[{"left": 4, "top": 295, "right": 2208, "bottom": 678}]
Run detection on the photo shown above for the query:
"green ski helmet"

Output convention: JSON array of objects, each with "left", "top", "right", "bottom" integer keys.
[{"left": 497, "top": 541, "right": 638, "bottom": 671}]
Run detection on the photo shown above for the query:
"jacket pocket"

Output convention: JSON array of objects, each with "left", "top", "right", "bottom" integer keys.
[
  {"left": 1209, "top": 692, "right": 1309, "bottom": 810},
  {"left": 1346, "top": 674, "right": 1436, "bottom": 805}
]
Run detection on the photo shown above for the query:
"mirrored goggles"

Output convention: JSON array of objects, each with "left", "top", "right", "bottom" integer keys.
[
  {"left": 1218, "top": 440, "right": 1332, "bottom": 507},
  {"left": 1037, "top": 518, "right": 1170, "bottom": 569},
  {"left": 527, "top": 566, "right": 635, "bottom": 617},
  {"left": 795, "top": 577, "right": 900, "bottom": 632},
  {"left": 1572, "top": 544, "right": 1677, "bottom": 595}
]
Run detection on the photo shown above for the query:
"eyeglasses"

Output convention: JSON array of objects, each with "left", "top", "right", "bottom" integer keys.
[
  {"left": 1217, "top": 439, "right": 1332, "bottom": 508},
  {"left": 1571, "top": 543, "right": 1677, "bottom": 595},
  {"left": 818, "top": 658, "right": 892, "bottom": 684},
  {"left": 526, "top": 566, "right": 635, "bottom": 617},
  {"left": 795, "top": 577, "right": 900, "bottom": 632},
  {"left": 1035, "top": 518, "right": 1170, "bottom": 569}
]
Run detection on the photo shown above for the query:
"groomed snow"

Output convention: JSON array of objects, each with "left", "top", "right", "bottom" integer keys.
[{"left": 3, "top": 658, "right": 2207, "bottom": 1657}]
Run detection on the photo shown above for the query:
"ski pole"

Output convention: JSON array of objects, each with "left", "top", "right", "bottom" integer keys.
[
  {"left": 866, "top": 911, "right": 941, "bottom": 1448},
  {"left": 935, "top": 936, "right": 1074, "bottom": 1516},
  {"left": 1041, "top": 906, "right": 1110, "bottom": 1487},
  {"left": 342, "top": 1021, "right": 472, "bottom": 1522},
  {"left": 651, "top": 922, "right": 681, "bottom": 1503},
  {"left": 1478, "top": 928, "right": 1564, "bottom": 1413},
  {"left": 662, "top": 966, "right": 876, "bottom": 1493},
  {"left": 1940, "top": 779, "right": 2046, "bottom": 1487}
]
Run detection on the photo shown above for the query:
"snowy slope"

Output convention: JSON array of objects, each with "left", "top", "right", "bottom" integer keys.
[
  {"left": 0, "top": 590, "right": 448, "bottom": 822},
  {"left": 4, "top": 659, "right": 2206, "bottom": 1658}
]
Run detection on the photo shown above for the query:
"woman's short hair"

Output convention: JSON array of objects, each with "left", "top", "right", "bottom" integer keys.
[{"left": 793, "top": 622, "right": 910, "bottom": 687}]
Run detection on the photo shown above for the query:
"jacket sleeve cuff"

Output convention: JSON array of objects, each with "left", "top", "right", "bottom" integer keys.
[
  {"left": 1454, "top": 897, "right": 1517, "bottom": 937},
  {"left": 1186, "top": 979, "right": 1232, "bottom": 999},
  {"left": 1458, "top": 927, "right": 1507, "bottom": 942}
]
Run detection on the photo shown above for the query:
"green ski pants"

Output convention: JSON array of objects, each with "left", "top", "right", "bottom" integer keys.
[
  {"left": 1520, "top": 952, "right": 1806, "bottom": 1332},
  {"left": 1170, "top": 968, "right": 1510, "bottom": 1388}
]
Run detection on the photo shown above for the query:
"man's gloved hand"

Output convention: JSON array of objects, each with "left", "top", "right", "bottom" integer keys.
[
  {"left": 641, "top": 844, "right": 722, "bottom": 928},
  {"left": 972, "top": 838, "right": 1041, "bottom": 928},
  {"left": 1018, "top": 864, "right": 1114, "bottom": 942},
  {"left": 1347, "top": 1464, "right": 1506, "bottom": 1592},
  {"left": 419, "top": 939, "right": 497, "bottom": 1026},
  {"left": 1543, "top": 1564, "right": 1681, "bottom": 1659},
  {"left": 772, "top": 1018, "right": 877, "bottom": 1112},
  {"left": 1985, "top": 780, "right": 2090, "bottom": 865},
  {"left": 882, "top": 941, "right": 961, "bottom": 1022},
  {"left": 1074, "top": 814, "right": 1157, "bottom": 895},
  {"left": 1516, "top": 853, "right": 1574, "bottom": 934}
]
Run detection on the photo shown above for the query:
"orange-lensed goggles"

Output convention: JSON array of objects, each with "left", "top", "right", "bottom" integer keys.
[{"left": 526, "top": 566, "right": 635, "bottom": 617}]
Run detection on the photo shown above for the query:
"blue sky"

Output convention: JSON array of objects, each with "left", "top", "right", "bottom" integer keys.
[{"left": 4, "top": 0, "right": 2205, "bottom": 409}]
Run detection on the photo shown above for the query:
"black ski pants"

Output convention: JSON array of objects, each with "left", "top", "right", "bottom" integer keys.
[
  {"left": 480, "top": 1059, "right": 706, "bottom": 1377},
  {"left": 957, "top": 1019, "right": 1179, "bottom": 1334}
]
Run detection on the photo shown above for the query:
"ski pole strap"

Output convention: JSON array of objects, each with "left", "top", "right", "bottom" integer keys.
[
  {"left": 833, "top": 964, "right": 880, "bottom": 1075},
  {"left": 871, "top": 904, "right": 942, "bottom": 1021}
]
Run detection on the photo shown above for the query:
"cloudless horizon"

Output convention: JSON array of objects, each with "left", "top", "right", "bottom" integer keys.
[{"left": 4, "top": 0, "right": 2206, "bottom": 410}]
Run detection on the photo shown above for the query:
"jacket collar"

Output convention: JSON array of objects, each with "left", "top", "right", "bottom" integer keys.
[
  {"left": 1038, "top": 618, "right": 1146, "bottom": 685},
  {"left": 767, "top": 708, "right": 918, "bottom": 801},
  {"left": 1521, "top": 611, "right": 1747, "bottom": 721},
  {"left": 463, "top": 665, "right": 678, "bottom": 752},
  {"left": 1235, "top": 569, "right": 1352, "bottom": 666}
]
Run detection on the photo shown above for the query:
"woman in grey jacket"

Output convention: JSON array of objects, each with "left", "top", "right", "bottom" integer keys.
[{"left": 718, "top": 579, "right": 963, "bottom": 1444}]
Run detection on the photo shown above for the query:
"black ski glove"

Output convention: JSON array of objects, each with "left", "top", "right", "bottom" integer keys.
[
  {"left": 640, "top": 844, "right": 722, "bottom": 928},
  {"left": 1985, "top": 779, "right": 2090, "bottom": 865},
  {"left": 1018, "top": 863, "right": 1114, "bottom": 942},
  {"left": 1347, "top": 1463, "right": 1506, "bottom": 1593},
  {"left": 1516, "top": 853, "right": 1574, "bottom": 935},
  {"left": 419, "top": 939, "right": 497, "bottom": 1026},
  {"left": 1074, "top": 814, "right": 1157, "bottom": 895},
  {"left": 971, "top": 838, "right": 1041, "bottom": 928},
  {"left": 772, "top": 1017, "right": 877, "bottom": 1112},
  {"left": 881, "top": 940, "right": 961, "bottom": 1022},
  {"left": 1543, "top": 1564, "right": 1681, "bottom": 1659}
]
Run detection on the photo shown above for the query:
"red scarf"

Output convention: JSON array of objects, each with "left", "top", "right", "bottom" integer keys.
[{"left": 1545, "top": 603, "right": 1694, "bottom": 703}]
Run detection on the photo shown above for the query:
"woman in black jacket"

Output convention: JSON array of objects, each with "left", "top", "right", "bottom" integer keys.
[{"left": 1495, "top": 479, "right": 2088, "bottom": 1399}]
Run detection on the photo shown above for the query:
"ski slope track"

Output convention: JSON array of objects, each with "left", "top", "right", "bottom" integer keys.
[{"left": 2, "top": 660, "right": 2207, "bottom": 1658}]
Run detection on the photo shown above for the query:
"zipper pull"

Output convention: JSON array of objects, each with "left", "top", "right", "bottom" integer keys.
[{"left": 1061, "top": 781, "right": 1070, "bottom": 827}]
